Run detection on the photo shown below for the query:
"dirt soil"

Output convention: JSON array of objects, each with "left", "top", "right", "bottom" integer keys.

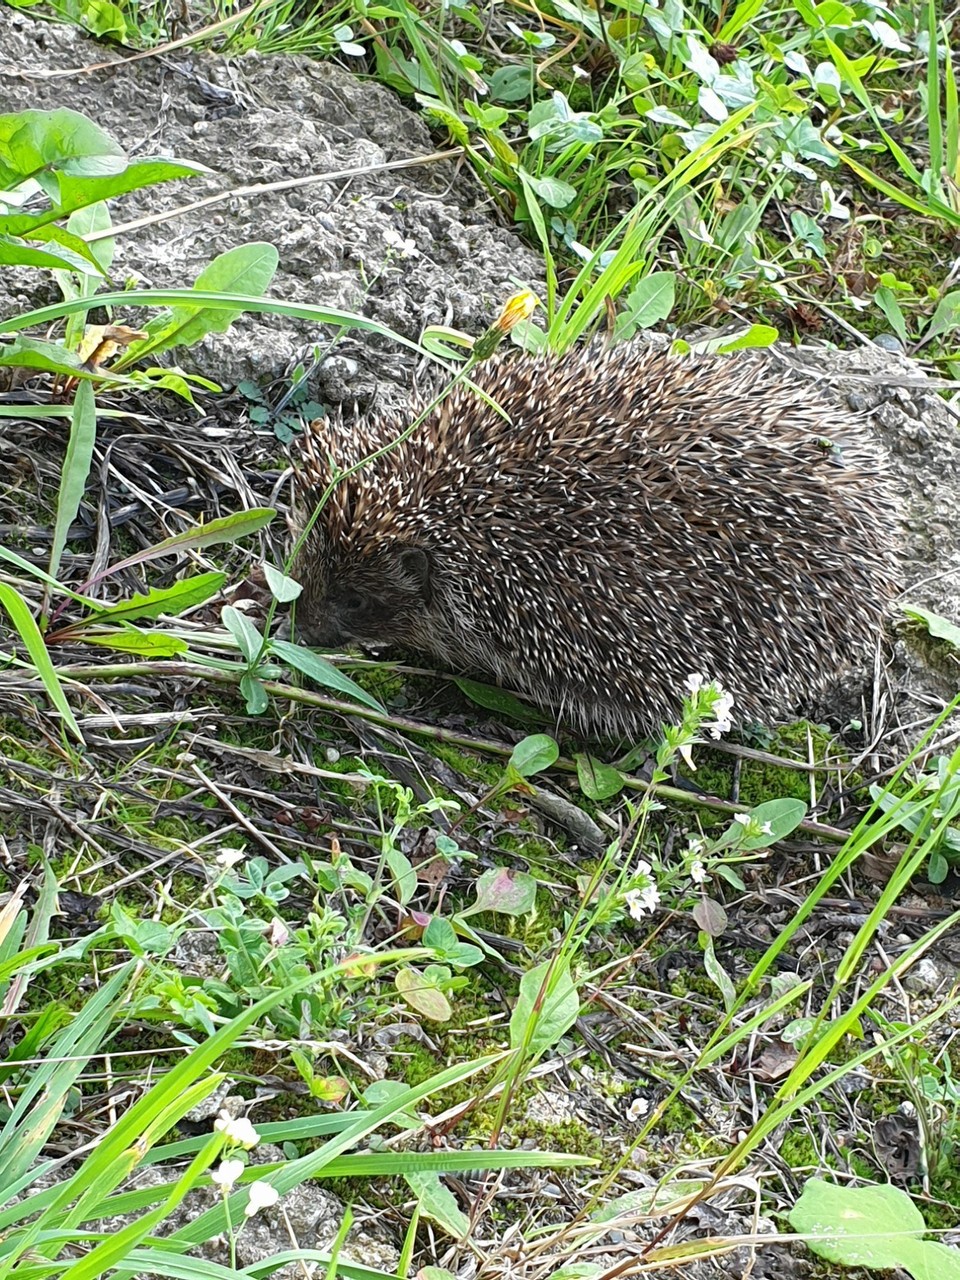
[
  {"left": 2, "top": 8, "right": 960, "bottom": 1280},
  {"left": 0, "top": 5, "right": 544, "bottom": 402}
]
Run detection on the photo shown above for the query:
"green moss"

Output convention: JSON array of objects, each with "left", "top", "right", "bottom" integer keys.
[
  {"left": 658, "top": 1098, "right": 698, "bottom": 1133},
  {"left": 923, "top": 1182, "right": 960, "bottom": 1227},
  {"left": 510, "top": 1116, "right": 604, "bottom": 1160},
  {"left": 428, "top": 741, "right": 501, "bottom": 788},
  {"left": 675, "top": 722, "right": 855, "bottom": 826},
  {"left": 779, "top": 1130, "right": 821, "bottom": 1170}
]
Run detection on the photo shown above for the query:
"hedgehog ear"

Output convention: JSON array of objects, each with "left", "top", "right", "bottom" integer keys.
[{"left": 397, "top": 546, "right": 432, "bottom": 601}]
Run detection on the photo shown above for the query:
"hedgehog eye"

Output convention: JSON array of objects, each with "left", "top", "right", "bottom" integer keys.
[{"left": 339, "top": 591, "right": 366, "bottom": 613}]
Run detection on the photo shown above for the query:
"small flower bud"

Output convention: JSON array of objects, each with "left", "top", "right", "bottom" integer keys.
[{"left": 472, "top": 289, "right": 540, "bottom": 360}]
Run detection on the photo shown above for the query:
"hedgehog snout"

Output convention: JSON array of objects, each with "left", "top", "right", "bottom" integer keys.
[{"left": 289, "top": 591, "right": 353, "bottom": 648}]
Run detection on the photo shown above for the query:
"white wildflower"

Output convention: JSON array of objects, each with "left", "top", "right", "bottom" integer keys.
[
  {"left": 733, "top": 813, "right": 751, "bottom": 827},
  {"left": 704, "top": 684, "right": 734, "bottom": 737},
  {"left": 214, "top": 1111, "right": 260, "bottom": 1150},
  {"left": 626, "top": 1096, "right": 650, "bottom": 1122},
  {"left": 713, "top": 687, "right": 734, "bottom": 719},
  {"left": 624, "top": 881, "right": 661, "bottom": 921},
  {"left": 684, "top": 672, "right": 705, "bottom": 696},
  {"left": 266, "top": 918, "right": 290, "bottom": 947},
  {"left": 383, "top": 226, "right": 419, "bottom": 258},
  {"left": 760, "top": 821, "right": 773, "bottom": 836},
  {"left": 689, "top": 859, "right": 707, "bottom": 885},
  {"left": 211, "top": 1159, "right": 245, "bottom": 1193},
  {"left": 216, "top": 848, "right": 245, "bottom": 869},
  {"left": 244, "top": 1180, "right": 281, "bottom": 1217},
  {"left": 678, "top": 741, "right": 696, "bottom": 770}
]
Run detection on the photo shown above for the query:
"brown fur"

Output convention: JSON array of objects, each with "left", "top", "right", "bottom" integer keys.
[{"left": 290, "top": 342, "right": 899, "bottom": 738}]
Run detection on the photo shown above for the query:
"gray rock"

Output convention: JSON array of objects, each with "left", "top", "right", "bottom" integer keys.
[{"left": 0, "top": 8, "right": 543, "bottom": 395}]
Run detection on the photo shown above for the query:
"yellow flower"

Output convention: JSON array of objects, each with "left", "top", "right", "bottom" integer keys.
[
  {"left": 493, "top": 288, "right": 540, "bottom": 334},
  {"left": 472, "top": 289, "right": 541, "bottom": 361}
]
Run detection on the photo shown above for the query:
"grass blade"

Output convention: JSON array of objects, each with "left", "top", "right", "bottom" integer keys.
[
  {"left": 0, "top": 582, "right": 83, "bottom": 742},
  {"left": 48, "top": 380, "right": 96, "bottom": 586}
]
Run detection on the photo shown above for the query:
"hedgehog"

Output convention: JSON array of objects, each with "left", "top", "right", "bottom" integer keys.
[{"left": 290, "top": 342, "right": 899, "bottom": 739}]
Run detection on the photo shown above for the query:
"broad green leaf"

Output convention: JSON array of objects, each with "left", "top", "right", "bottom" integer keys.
[
  {"left": 395, "top": 967, "right": 452, "bottom": 1021},
  {"left": 79, "top": 573, "right": 225, "bottom": 624},
  {"left": 117, "top": 243, "right": 280, "bottom": 367},
  {"left": 49, "top": 380, "right": 96, "bottom": 583},
  {"left": 460, "top": 867, "right": 538, "bottom": 919},
  {"left": 575, "top": 754, "right": 624, "bottom": 800},
  {"left": 73, "top": 0, "right": 128, "bottom": 38},
  {"left": 0, "top": 582, "right": 83, "bottom": 742},
  {"left": 271, "top": 638, "right": 385, "bottom": 713},
  {"left": 925, "top": 290, "right": 960, "bottom": 344},
  {"left": 263, "top": 563, "right": 302, "bottom": 603},
  {"left": 510, "top": 959, "right": 580, "bottom": 1055},
  {"left": 386, "top": 847, "right": 416, "bottom": 906},
  {"left": 618, "top": 271, "right": 676, "bottom": 331},
  {"left": 239, "top": 671, "right": 269, "bottom": 714},
  {"left": 110, "top": 903, "right": 174, "bottom": 957},
  {"left": 928, "top": 849, "right": 949, "bottom": 884},
  {"left": 33, "top": 217, "right": 111, "bottom": 273},
  {"left": 875, "top": 286, "right": 910, "bottom": 345},
  {"left": 100, "top": 508, "right": 275, "bottom": 581},
  {"left": 452, "top": 677, "right": 549, "bottom": 722},
  {"left": 713, "top": 324, "right": 779, "bottom": 352},
  {"left": 423, "top": 918, "right": 483, "bottom": 968},
  {"left": 509, "top": 734, "right": 559, "bottom": 778},
  {"left": 733, "top": 798, "right": 807, "bottom": 848},
  {"left": 526, "top": 174, "right": 577, "bottom": 209},
  {"left": 902, "top": 604, "right": 960, "bottom": 648},
  {"left": 405, "top": 1172, "right": 469, "bottom": 1238},
  {"left": 78, "top": 630, "right": 188, "bottom": 656},
  {"left": 0, "top": 108, "right": 123, "bottom": 189},
  {"left": 222, "top": 605, "right": 264, "bottom": 665},
  {"left": 4, "top": 159, "right": 210, "bottom": 235},
  {"left": 0, "top": 234, "right": 99, "bottom": 274},
  {"left": 787, "top": 1179, "right": 957, "bottom": 1275}
]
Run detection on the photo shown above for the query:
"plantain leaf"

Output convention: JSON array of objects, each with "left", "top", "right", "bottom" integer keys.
[
  {"left": 78, "top": 630, "right": 188, "bottom": 656},
  {"left": 78, "top": 573, "right": 225, "bottom": 625},
  {"left": 271, "top": 639, "right": 385, "bottom": 714},
  {"left": 96, "top": 509, "right": 275, "bottom": 582},
  {"left": 116, "top": 243, "right": 280, "bottom": 368}
]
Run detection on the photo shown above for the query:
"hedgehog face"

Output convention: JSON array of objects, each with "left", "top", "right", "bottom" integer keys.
[{"left": 294, "top": 542, "right": 433, "bottom": 650}]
